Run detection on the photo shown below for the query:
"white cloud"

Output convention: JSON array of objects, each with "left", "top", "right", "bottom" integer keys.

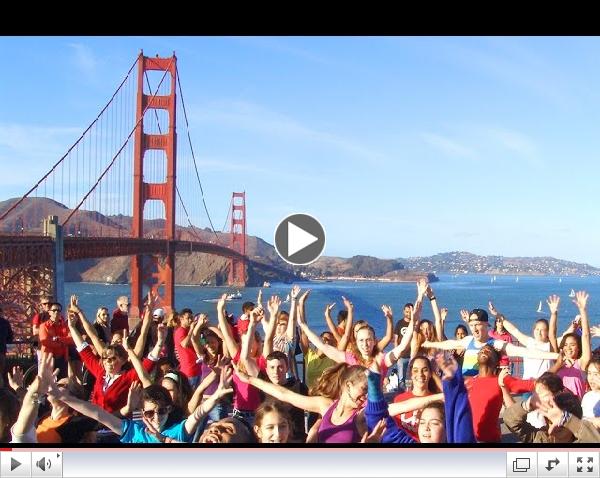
[
  {"left": 191, "top": 100, "right": 390, "bottom": 164},
  {"left": 421, "top": 132, "right": 479, "bottom": 161},
  {"left": 68, "top": 43, "right": 98, "bottom": 77}
]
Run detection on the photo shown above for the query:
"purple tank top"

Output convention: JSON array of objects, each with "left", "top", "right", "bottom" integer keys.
[{"left": 317, "top": 400, "right": 361, "bottom": 443}]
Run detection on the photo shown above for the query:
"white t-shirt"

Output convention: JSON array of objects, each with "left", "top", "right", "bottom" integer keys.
[
  {"left": 582, "top": 390, "right": 600, "bottom": 418},
  {"left": 521, "top": 337, "right": 552, "bottom": 380}
]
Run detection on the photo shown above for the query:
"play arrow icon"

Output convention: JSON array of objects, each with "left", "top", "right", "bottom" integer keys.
[
  {"left": 288, "top": 221, "right": 318, "bottom": 257},
  {"left": 10, "top": 458, "right": 21, "bottom": 471},
  {"left": 274, "top": 213, "right": 326, "bottom": 266}
]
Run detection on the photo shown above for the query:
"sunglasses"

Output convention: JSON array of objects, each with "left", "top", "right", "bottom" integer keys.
[
  {"left": 143, "top": 407, "right": 169, "bottom": 419},
  {"left": 50, "top": 309, "right": 61, "bottom": 313}
]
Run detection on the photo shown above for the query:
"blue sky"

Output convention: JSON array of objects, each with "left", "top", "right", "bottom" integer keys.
[{"left": 2, "top": 36, "right": 600, "bottom": 265}]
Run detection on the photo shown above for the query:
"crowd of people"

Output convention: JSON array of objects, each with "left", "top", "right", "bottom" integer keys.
[{"left": 1, "top": 278, "right": 600, "bottom": 444}]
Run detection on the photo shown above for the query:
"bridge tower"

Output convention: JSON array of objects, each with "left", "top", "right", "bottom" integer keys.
[
  {"left": 131, "top": 52, "right": 177, "bottom": 315},
  {"left": 228, "top": 192, "right": 247, "bottom": 286}
]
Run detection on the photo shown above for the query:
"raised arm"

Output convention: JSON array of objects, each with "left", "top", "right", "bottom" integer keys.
[
  {"left": 69, "top": 295, "right": 105, "bottom": 355},
  {"left": 497, "top": 315, "right": 530, "bottom": 346},
  {"left": 47, "top": 380, "right": 122, "bottom": 435},
  {"left": 122, "top": 332, "right": 152, "bottom": 388},
  {"left": 287, "top": 286, "right": 300, "bottom": 342},
  {"left": 504, "top": 342, "right": 559, "bottom": 360},
  {"left": 262, "top": 295, "right": 281, "bottom": 358},
  {"left": 377, "top": 304, "right": 394, "bottom": 351},
  {"left": 324, "top": 302, "right": 341, "bottom": 341},
  {"left": 421, "top": 339, "right": 465, "bottom": 351},
  {"left": 235, "top": 364, "right": 330, "bottom": 415},
  {"left": 426, "top": 284, "right": 443, "bottom": 341},
  {"left": 337, "top": 296, "right": 355, "bottom": 351},
  {"left": 133, "top": 292, "right": 156, "bottom": 358},
  {"left": 240, "top": 308, "right": 262, "bottom": 377},
  {"left": 574, "top": 291, "right": 592, "bottom": 370},
  {"left": 149, "top": 323, "right": 167, "bottom": 360},
  {"left": 216, "top": 294, "right": 239, "bottom": 358},
  {"left": 298, "top": 296, "right": 312, "bottom": 356},
  {"left": 384, "top": 309, "right": 416, "bottom": 367},
  {"left": 184, "top": 365, "right": 233, "bottom": 435},
  {"left": 297, "top": 303, "right": 346, "bottom": 363},
  {"left": 548, "top": 294, "right": 560, "bottom": 353},
  {"left": 187, "top": 370, "right": 217, "bottom": 415},
  {"left": 66, "top": 311, "right": 86, "bottom": 350}
]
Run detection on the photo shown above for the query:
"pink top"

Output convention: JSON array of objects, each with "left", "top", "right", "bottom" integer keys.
[
  {"left": 345, "top": 351, "right": 388, "bottom": 377},
  {"left": 231, "top": 350, "right": 265, "bottom": 411},
  {"left": 558, "top": 360, "right": 586, "bottom": 399}
]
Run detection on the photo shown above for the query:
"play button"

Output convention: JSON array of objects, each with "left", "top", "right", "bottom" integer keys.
[
  {"left": 11, "top": 459, "right": 20, "bottom": 471},
  {"left": 274, "top": 213, "right": 326, "bottom": 265}
]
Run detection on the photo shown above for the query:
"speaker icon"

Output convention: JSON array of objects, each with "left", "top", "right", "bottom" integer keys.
[{"left": 35, "top": 457, "right": 51, "bottom": 471}]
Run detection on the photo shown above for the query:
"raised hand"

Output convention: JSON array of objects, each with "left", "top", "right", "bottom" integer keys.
[
  {"left": 250, "top": 304, "right": 265, "bottom": 324},
  {"left": 497, "top": 367, "right": 510, "bottom": 388},
  {"left": 257, "top": 289, "right": 263, "bottom": 306},
  {"left": 69, "top": 294, "right": 80, "bottom": 313},
  {"left": 591, "top": 325, "right": 600, "bottom": 338},
  {"left": 231, "top": 362, "right": 250, "bottom": 384},
  {"left": 435, "top": 352, "right": 458, "bottom": 381},
  {"left": 488, "top": 301, "right": 498, "bottom": 317},
  {"left": 142, "top": 415, "right": 167, "bottom": 442},
  {"left": 440, "top": 308, "right": 448, "bottom": 322},
  {"left": 546, "top": 294, "right": 560, "bottom": 314},
  {"left": 217, "top": 293, "right": 228, "bottom": 313},
  {"left": 67, "top": 310, "right": 79, "bottom": 329},
  {"left": 573, "top": 291, "right": 589, "bottom": 311},
  {"left": 538, "top": 397, "right": 564, "bottom": 435},
  {"left": 425, "top": 284, "right": 435, "bottom": 299},
  {"left": 360, "top": 418, "right": 387, "bottom": 444},
  {"left": 267, "top": 295, "right": 281, "bottom": 316},
  {"left": 290, "top": 285, "right": 301, "bottom": 300},
  {"left": 7, "top": 366, "right": 24, "bottom": 392},
  {"left": 298, "top": 289, "right": 311, "bottom": 305},
  {"left": 460, "top": 309, "right": 470, "bottom": 324},
  {"left": 127, "top": 381, "right": 142, "bottom": 412},
  {"left": 195, "top": 313, "right": 209, "bottom": 331},
  {"left": 122, "top": 330, "right": 132, "bottom": 352},
  {"left": 37, "top": 352, "right": 56, "bottom": 395},
  {"left": 416, "top": 278, "right": 428, "bottom": 300},
  {"left": 326, "top": 303, "right": 336, "bottom": 314},
  {"left": 157, "top": 323, "right": 167, "bottom": 344},
  {"left": 572, "top": 315, "right": 582, "bottom": 329},
  {"left": 381, "top": 305, "right": 393, "bottom": 320},
  {"left": 341, "top": 296, "right": 354, "bottom": 312},
  {"left": 216, "top": 364, "right": 234, "bottom": 398}
]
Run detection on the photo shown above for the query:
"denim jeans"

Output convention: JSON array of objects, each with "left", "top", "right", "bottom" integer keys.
[{"left": 397, "top": 356, "right": 411, "bottom": 389}]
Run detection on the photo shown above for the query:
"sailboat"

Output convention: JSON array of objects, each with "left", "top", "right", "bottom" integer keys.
[
  {"left": 283, "top": 294, "right": 290, "bottom": 303},
  {"left": 515, "top": 276, "right": 519, "bottom": 283},
  {"left": 536, "top": 301, "right": 543, "bottom": 313},
  {"left": 569, "top": 289, "right": 576, "bottom": 298},
  {"left": 559, "top": 277, "right": 562, "bottom": 283}
]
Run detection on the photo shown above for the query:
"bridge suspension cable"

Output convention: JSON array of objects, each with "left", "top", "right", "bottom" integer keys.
[
  {"left": 63, "top": 57, "right": 175, "bottom": 226},
  {"left": 0, "top": 56, "right": 139, "bottom": 224}
]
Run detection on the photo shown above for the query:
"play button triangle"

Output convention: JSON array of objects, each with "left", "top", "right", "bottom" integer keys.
[{"left": 288, "top": 221, "right": 318, "bottom": 256}]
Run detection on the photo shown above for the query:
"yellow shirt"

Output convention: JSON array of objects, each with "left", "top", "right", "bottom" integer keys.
[{"left": 305, "top": 348, "right": 336, "bottom": 389}]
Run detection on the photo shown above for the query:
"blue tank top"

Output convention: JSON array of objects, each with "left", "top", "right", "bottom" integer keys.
[{"left": 461, "top": 337, "right": 496, "bottom": 377}]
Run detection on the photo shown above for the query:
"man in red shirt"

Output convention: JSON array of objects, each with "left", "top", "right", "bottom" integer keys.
[
  {"left": 111, "top": 296, "right": 130, "bottom": 335},
  {"left": 32, "top": 295, "right": 52, "bottom": 337},
  {"left": 38, "top": 302, "right": 73, "bottom": 379},
  {"left": 173, "top": 308, "right": 202, "bottom": 387}
]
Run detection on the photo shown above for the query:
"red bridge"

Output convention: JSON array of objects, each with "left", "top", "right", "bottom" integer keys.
[{"left": 0, "top": 52, "right": 280, "bottom": 345}]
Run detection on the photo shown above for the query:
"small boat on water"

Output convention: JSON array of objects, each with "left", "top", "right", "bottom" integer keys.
[
  {"left": 536, "top": 301, "right": 543, "bottom": 313},
  {"left": 203, "top": 291, "right": 242, "bottom": 303},
  {"left": 558, "top": 277, "right": 562, "bottom": 283},
  {"left": 283, "top": 294, "right": 290, "bottom": 303},
  {"left": 569, "top": 289, "right": 576, "bottom": 298},
  {"left": 263, "top": 281, "right": 271, "bottom": 288}
]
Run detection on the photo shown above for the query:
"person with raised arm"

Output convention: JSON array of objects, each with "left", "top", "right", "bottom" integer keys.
[
  {"left": 549, "top": 291, "right": 592, "bottom": 399},
  {"left": 421, "top": 308, "right": 559, "bottom": 378},
  {"left": 66, "top": 296, "right": 164, "bottom": 415},
  {"left": 174, "top": 308, "right": 202, "bottom": 388},
  {"left": 365, "top": 353, "right": 476, "bottom": 444},
  {"left": 391, "top": 355, "right": 442, "bottom": 441},
  {"left": 393, "top": 302, "right": 415, "bottom": 391},
  {"left": 38, "top": 301, "right": 73, "bottom": 379},
  {"left": 234, "top": 360, "right": 368, "bottom": 443},
  {"left": 297, "top": 294, "right": 416, "bottom": 377},
  {"left": 503, "top": 379, "right": 600, "bottom": 443},
  {"left": 47, "top": 363, "right": 234, "bottom": 443},
  {"left": 216, "top": 293, "right": 262, "bottom": 426}
]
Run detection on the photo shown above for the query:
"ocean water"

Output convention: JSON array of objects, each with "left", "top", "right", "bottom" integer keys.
[{"left": 66, "top": 274, "right": 600, "bottom": 345}]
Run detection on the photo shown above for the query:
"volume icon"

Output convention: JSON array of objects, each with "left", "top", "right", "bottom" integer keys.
[{"left": 35, "top": 457, "right": 51, "bottom": 471}]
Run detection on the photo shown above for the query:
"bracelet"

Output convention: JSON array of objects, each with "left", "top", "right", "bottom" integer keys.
[{"left": 428, "top": 296, "right": 436, "bottom": 301}]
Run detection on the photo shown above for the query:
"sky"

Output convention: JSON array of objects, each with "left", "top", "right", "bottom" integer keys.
[{"left": 2, "top": 36, "right": 600, "bottom": 266}]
